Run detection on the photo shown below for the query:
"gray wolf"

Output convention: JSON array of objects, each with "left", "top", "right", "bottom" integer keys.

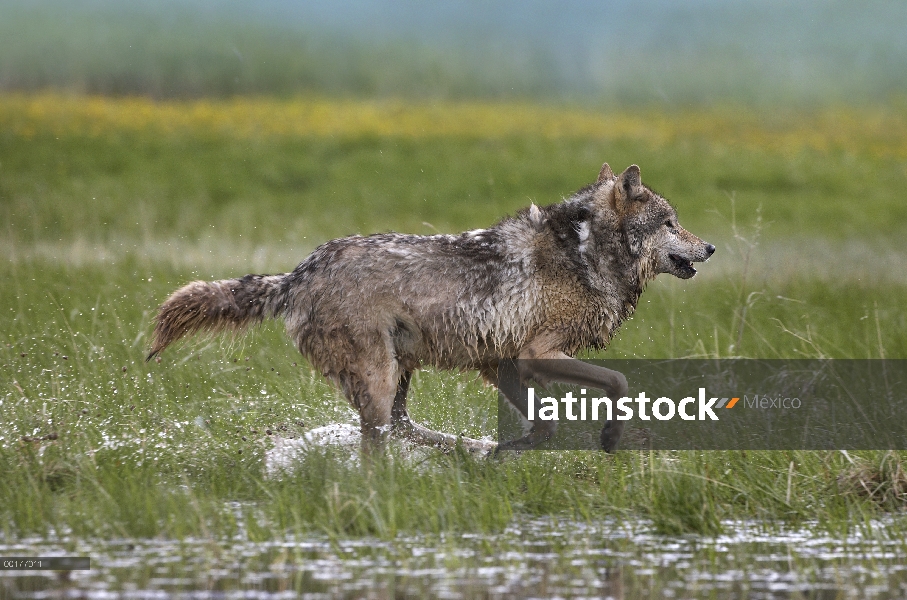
[{"left": 148, "top": 163, "right": 714, "bottom": 452}]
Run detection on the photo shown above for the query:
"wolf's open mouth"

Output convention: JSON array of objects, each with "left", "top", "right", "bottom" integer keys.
[{"left": 669, "top": 254, "right": 696, "bottom": 275}]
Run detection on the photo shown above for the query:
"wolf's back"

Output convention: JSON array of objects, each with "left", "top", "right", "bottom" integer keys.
[{"left": 147, "top": 273, "right": 289, "bottom": 360}]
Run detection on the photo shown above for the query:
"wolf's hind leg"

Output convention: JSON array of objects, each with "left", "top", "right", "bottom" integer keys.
[
  {"left": 338, "top": 369, "right": 397, "bottom": 455},
  {"left": 390, "top": 371, "right": 496, "bottom": 453}
]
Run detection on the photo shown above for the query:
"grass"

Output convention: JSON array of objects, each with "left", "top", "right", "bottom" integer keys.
[
  {"left": 2, "top": 94, "right": 907, "bottom": 542},
  {"left": 2, "top": 95, "right": 907, "bottom": 250}
]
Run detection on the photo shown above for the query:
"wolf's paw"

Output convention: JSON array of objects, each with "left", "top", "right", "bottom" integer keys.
[{"left": 600, "top": 420, "right": 624, "bottom": 453}]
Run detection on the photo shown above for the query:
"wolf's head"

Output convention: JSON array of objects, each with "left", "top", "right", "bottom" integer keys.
[{"left": 596, "top": 163, "right": 715, "bottom": 280}]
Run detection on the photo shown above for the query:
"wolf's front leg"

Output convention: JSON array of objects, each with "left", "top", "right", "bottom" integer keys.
[
  {"left": 516, "top": 352, "right": 630, "bottom": 452},
  {"left": 493, "top": 358, "right": 558, "bottom": 453}
]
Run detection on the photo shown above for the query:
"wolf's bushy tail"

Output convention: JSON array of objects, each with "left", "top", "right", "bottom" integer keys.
[{"left": 147, "top": 273, "right": 289, "bottom": 360}]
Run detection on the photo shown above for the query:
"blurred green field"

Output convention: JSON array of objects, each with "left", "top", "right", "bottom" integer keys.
[
  {"left": 3, "top": 0, "right": 906, "bottom": 106},
  {"left": 2, "top": 95, "right": 907, "bottom": 542}
]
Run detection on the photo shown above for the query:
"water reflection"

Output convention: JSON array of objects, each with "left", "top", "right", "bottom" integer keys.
[{"left": 2, "top": 518, "right": 906, "bottom": 598}]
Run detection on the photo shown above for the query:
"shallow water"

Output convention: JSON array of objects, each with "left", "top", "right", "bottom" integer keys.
[{"left": 3, "top": 518, "right": 907, "bottom": 599}]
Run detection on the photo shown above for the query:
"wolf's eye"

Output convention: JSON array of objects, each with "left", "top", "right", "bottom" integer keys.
[{"left": 664, "top": 220, "right": 675, "bottom": 228}]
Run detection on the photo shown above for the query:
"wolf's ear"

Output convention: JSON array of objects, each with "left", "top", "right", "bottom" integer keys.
[
  {"left": 617, "top": 165, "right": 642, "bottom": 197},
  {"left": 596, "top": 162, "right": 614, "bottom": 184},
  {"left": 614, "top": 164, "right": 644, "bottom": 214}
]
